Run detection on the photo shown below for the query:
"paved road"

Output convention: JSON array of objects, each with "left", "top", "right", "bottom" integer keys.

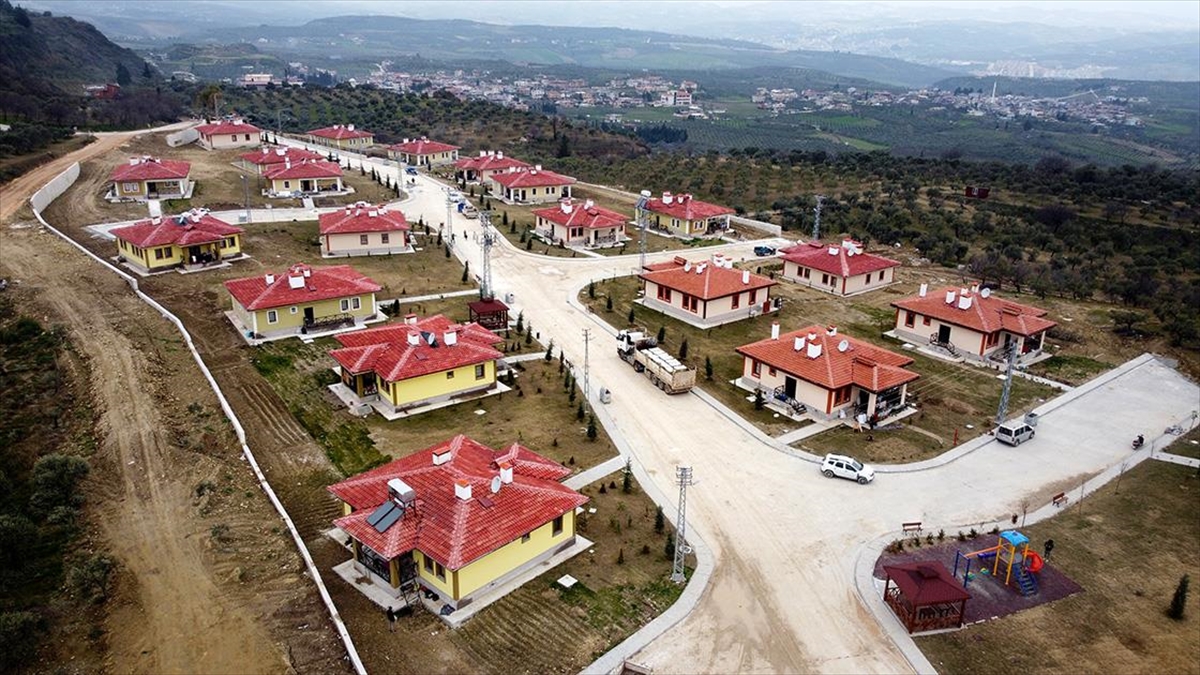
[{"left": 277, "top": 141, "right": 1200, "bottom": 673}]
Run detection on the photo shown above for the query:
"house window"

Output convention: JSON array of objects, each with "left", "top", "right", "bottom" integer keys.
[
  {"left": 768, "top": 366, "right": 777, "bottom": 376},
  {"left": 821, "top": 273, "right": 829, "bottom": 285},
  {"left": 154, "top": 248, "right": 166, "bottom": 260},
  {"left": 423, "top": 554, "right": 433, "bottom": 573},
  {"left": 435, "top": 561, "right": 446, "bottom": 581},
  {"left": 834, "top": 386, "right": 852, "bottom": 406},
  {"left": 552, "top": 515, "right": 564, "bottom": 536},
  {"left": 656, "top": 285, "right": 671, "bottom": 302},
  {"left": 446, "top": 371, "right": 455, "bottom": 380},
  {"left": 905, "top": 311, "right": 915, "bottom": 328},
  {"left": 122, "top": 182, "right": 139, "bottom": 193},
  {"left": 381, "top": 232, "right": 389, "bottom": 244},
  {"left": 340, "top": 299, "right": 350, "bottom": 311},
  {"left": 352, "top": 297, "right": 361, "bottom": 310},
  {"left": 802, "top": 268, "right": 811, "bottom": 279},
  {"left": 521, "top": 533, "right": 531, "bottom": 543},
  {"left": 267, "top": 310, "right": 278, "bottom": 324},
  {"left": 731, "top": 293, "right": 740, "bottom": 309},
  {"left": 475, "top": 364, "right": 486, "bottom": 379},
  {"left": 751, "top": 359, "right": 762, "bottom": 377},
  {"left": 244, "top": 134, "right": 251, "bottom": 141},
  {"left": 749, "top": 289, "right": 757, "bottom": 304},
  {"left": 359, "top": 234, "right": 369, "bottom": 245},
  {"left": 923, "top": 316, "right": 931, "bottom": 326},
  {"left": 289, "top": 306, "right": 297, "bottom": 314},
  {"left": 283, "top": 181, "right": 291, "bottom": 189},
  {"left": 865, "top": 273, "right": 872, "bottom": 284}
]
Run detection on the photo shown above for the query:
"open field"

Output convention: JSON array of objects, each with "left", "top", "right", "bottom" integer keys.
[
  {"left": 917, "top": 460, "right": 1200, "bottom": 675},
  {"left": 581, "top": 262, "right": 1069, "bottom": 461}
]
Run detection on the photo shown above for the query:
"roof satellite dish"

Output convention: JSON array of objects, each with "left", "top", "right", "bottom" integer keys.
[
  {"left": 490, "top": 476, "right": 501, "bottom": 494},
  {"left": 838, "top": 339, "right": 850, "bottom": 353},
  {"left": 980, "top": 287, "right": 992, "bottom": 298}
]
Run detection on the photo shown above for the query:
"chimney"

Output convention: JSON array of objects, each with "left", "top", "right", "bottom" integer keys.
[
  {"left": 479, "top": 150, "right": 486, "bottom": 157},
  {"left": 945, "top": 290, "right": 956, "bottom": 305},
  {"left": 561, "top": 200, "right": 572, "bottom": 214},
  {"left": 958, "top": 294, "right": 973, "bottom": 310},
  {"left": 808, "top": 331, "right": 817, "bottom": 342},
  {"left": 287, "top": 273, "right": 305, "bottom": 290},
  {"left": 454, "top": 479, "right": 472, "bottom": 501},
  {"left": 662, "top": 191, "right": 673, "bottom": 205},
  {"left": 262, "top": 147, "right": 269, "bottom": 155},
  {"left": 794, "top": 336, "right": 805, "bottom": 351},
  {"left": 407, "top": 331, "right": 420, "bottom": 346},
  {"left": 403, "top": 138, "right": 409, "bottom": 144},
  {"left": 498, "top": 461, "right": 513, "bottom": 484},
  {"left": 534, "top": 164, "right": 541, "bottom": 172},
  {"left": 683, "top": 261, "right": 692, "bottom": 272},
  {"left": 347, "top": 124, "right": 355, "bottom": 131},
  {"left": 806, "top": 341, "right": 822, "bottom": 359},
  {"left": 387, "top": 478, "right": 416, "bottom": 507},
  {"left": 444, "top": 329, "right": 458, "bottom": 346},
  {"left": 404, "top": 313, "right": 418, "bottom": 325},
  {"left": 497, "top": 151, "right": 504, "bottom": 159},
  {"left": 284, "top": 159, "right": 292, "bottom": 170},
  {"left": 129, "top": 157, "right": 139, "bottom": 166},
  {"left": 742, "top": 270, "right": 751, "bottom": 285},
  {"left": 771, "top": 322, "right": 780, "bottom": 340},
  {"left": 432, "top": 447, "right": 452, "bottom": 465},
  {"left": 151, "top": 215, "right": 162, "bottom": 225},
  {"left": 919, "top": 283, "right": 928, "bottom": 297},
  {"left": 584, "top": 199, "right": 594, "bottom": 210},
  {"left": 827, "top": 325, "right": 837, "bottom": 336}
]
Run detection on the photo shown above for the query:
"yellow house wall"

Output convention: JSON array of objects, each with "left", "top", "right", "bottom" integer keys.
[
  {"left": 231, "top": 299, "right": 256, "bottom": 333},
  {"left": 252, "top": 293, "right": 376, "bottom": 331},
  {"left": 413, "top": 550, "right": 455, "bottom": 597},
  {"left": 454, "top": 511, "right": 575, "bottom": 599},
  {"left": 384, "top": 360, "right": 496, "bottom": 407},
  {"left": 115, "top": 180, "right": 146, "bottom": 197},
  {"left": 270, "top": 176, "right": 343, "bottom": 192}
]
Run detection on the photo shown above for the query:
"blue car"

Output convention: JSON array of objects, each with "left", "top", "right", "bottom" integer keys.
[
  {"left": 753, "top": 245, "right": 776, "bottom": 256},
  {"left": 405, "top": 166, "right": 418, "bottom": 176}
]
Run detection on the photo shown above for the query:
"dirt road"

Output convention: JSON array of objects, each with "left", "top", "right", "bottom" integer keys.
[{"left": 2, "top": 129, "right": 345, "bottom": 675}]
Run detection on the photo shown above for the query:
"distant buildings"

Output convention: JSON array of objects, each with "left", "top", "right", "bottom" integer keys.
[
  {"left": 639, "top": 254, "right": 777, "bottom": 328},
  {"left": 779, "top": 239, "right": 900, "bottom": 297},
  {"left": 386, "top": 137, "right": 460, "bottom": 167},
  {"left": 195, "top": 119, "right": 262, "bottom": 150},
  {"left": 307, "top": 124, "right": 374, "bottom": 150},
  {"left": 637, "top": 192, "right": 732, "bottom": 239},
  {"left": 107, "top": 156, "right": 193, "bottom": 201}
]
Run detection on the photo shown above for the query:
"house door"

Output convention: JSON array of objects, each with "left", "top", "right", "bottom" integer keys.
[
  {"left": 938, "top": 325, "right": 951, "bottom": 344},
  {"left": 304, "top": 307, "right": 315, "bottom": 325},
  {"left": 784, "top": 376, "right": 797, "bottom": 400},
  {"left": 188, "top": 245, "right": 201, "bottom": 263}
]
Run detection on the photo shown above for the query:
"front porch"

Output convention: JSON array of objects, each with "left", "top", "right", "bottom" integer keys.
[
  {"left": 328, "top": 372, "right": 512, "bottom": 421},
  {"left": 224, "top": 310, "right": 385, "bottom": 346},
  {"left": 533, "top": 227, "right": 628, "bottom": 250},
  {"left": 265, "top": 179, "right": 352, "bottom": 199}
]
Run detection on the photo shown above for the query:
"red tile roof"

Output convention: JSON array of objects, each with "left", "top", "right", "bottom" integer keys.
[
  {"left": 454, "top": 153, "right": 531, "bottom": 173},
  {"left": 892, "top": 287, "right": 1056, "bottom": 337},
  {"left": 328, "top": 435, "right": 586, "bottom": 568},
  {"left": 639, "top": 256, "right": 775, "bottom": 300},
  {"left": 319, "top": 203, "right": 410, "bottom": 235},
  {"left": 308, "top": 124, "right": 373, "bottom": 140},
  {"left": 195, "top": 120, "right": 261, "bottom": 136},
  {"left": 642, "top": 192, "right": 732, "bottom": 221},
  {"left": 329, "top": 314, "right": 502, "bottom": 382},
  {"left": 109, "top": 157, "right": 191, "bottom": 182},
  {"left": 111, "top": 210, "right": 243, "bottom": 248},
  {"left": 533, "top": 199, "right": 626, "bottom": 230},
  {"left": 263, "top": 159, "right": 343, "bottom": 180},
  {"left": 387, "top": 138, "right": 460, "bottom": 155},
  {"left": 239, "top": 146, "right": 324, "bottom": 167},
  {"left": 781, "top": 239, "right": 900, "bottom": 278},
  {"left": 736, "top": 325, "right": 919, "bottom": 393},
  {"left": 489, "top": 167, "right": 576, "bottom": 189},
  {"left": 223, "top": 263, "right": 380, "bottom": 311},
  {"left": 885, "top": 561, "right": 971, "bottom": 605}
]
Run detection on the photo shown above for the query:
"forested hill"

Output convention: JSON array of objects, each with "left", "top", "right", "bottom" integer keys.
[{"left": 0, "top": 0, "right": 152, "bottom": 95}]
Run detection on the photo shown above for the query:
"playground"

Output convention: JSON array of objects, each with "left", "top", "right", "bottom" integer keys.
[{"left": 874, "top": 532, "right": 1083, "bottom": 627}]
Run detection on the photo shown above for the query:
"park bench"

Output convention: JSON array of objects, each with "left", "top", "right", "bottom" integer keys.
[
  {"left": 902, "top": 521, "right": 923, "bottom": 534},
  {"left": 1052, "top": 492, "right": 1069, "bottom": 507}
]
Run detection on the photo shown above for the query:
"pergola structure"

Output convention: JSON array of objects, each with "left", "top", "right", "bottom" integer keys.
[
  {"left": 883, "top": 561, "right": 970, "bottom": 633},
  {"left": 468, "top": 298, "right": 510, "bottom": 332}
]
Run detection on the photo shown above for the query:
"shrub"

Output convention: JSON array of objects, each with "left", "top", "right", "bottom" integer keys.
[
  {"left": 0, "top": 612, "right": 42, "bottom": 671},
  {"left": 66, "top": 554, "right": 116, "bottom": 605},
  {"left": 1168, "top": 574, "right": 1190, "bottom": 620},
  {"left": 606, "top": 296, "right": 613, "bottom": 312},
  {"left": 640, "top": 544, "right": 651, "bottom": 556},
  {"left": 29, "top": 454, "right": 90, "bottom": 512},
  {"left": 937, "top": 529, "right": 945, "bottom": 541},
  {"left": 0, "top": 515, "right": 36, "bottom": 567},
  {"left": 587, "top": 415, "right": 597, "bottom": 441},
  {"left": 885, "top": 539, "right": 904, "bottom": 554},
  {"left": 622, "top": 460, "right": 633, "bottom": 493},
  {"left": 656, "top": 326, "right": 666, "bottom": 343},
  {"left": 704, "top": 356, "right": 713, "bottom": 380},
  {"left": 679, "top": 339, "right": 689, "bottom": 360},
  {"left": 654, "top": 506, "right": 665, "bottom": 533},
  {"left": 616, "top": 548, "right": 625, "bottom": 565},
  {"left": 664, "top": 535, "right": 675, "bottom": 560}
]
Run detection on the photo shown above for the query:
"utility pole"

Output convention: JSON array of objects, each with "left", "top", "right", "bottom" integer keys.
[
  {"left": 811, "top": 194, "right": 825, "bottom": 241},
  {"left": 240, "top": 174, "right": 251, "bottom": 224},
  {"left": 581, "top": 328, "right": 592, "bottom": 402},
  {"left": 636, "top": 190, "right": 652, "bottom": 273},
  {"left": 995, "top": 342, "right": 1017, "bottom": 426},
  {"left": 479, "top": 210, "right": 495, "bottom": 300},
  {"left": 671, "top": 466, "right": 694, "bottom": 584}
]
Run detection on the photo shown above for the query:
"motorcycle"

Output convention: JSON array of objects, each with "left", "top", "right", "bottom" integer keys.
[{"left": 1131, "top": 435, "right": 1145, "bottom": 450}]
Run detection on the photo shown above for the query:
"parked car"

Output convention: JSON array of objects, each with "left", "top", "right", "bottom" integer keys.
[
  {"left": 995, "top": 420, "right": 1036, "bottom": 446},
  {"left": 459, "top": 203, "right": 479, "bottom": 219},
  {"left": 405, "top": 166, "right": 419, "bottom": 176},
  {"left": 753, "top": 245, "right": 777, "bottom": 256},
  {"left": 820, "top": 453, "right": 875, "bottom": 484},
  {"left": 446, "top": 189, "right": 464, "bottom": 203}
]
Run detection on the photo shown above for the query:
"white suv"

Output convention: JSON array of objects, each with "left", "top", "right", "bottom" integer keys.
[{"left": 821, "top": 453, "right": 875, "bottom": 484}]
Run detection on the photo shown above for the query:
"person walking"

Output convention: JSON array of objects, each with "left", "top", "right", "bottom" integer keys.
[{"left": 386, "top": 606, "right": 397, "bottom": 633}]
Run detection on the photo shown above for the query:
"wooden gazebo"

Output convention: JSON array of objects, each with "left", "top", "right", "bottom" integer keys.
[
  {"left": 468, "top": 298, "right": 510, "bottom": 332},
  {"left": 883, "top": 561, "right": 970, "bottom": 633}
]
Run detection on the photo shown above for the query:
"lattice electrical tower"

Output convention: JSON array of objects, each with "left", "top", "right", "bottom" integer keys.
[
  {"left": 811, "top": 195, "right": 825, "bottom": 241},
  {"left": 478, "top": 210, "right": 496, "bottom": 301},
  {"left": 636, "top": 190, "right": 652, "bottom": 272},
  {"left": 995, "top": 343, "right": 1017, "bottom": 425},
  {"left": 671, "top": 466, "right": 694, "bottom": 584}
]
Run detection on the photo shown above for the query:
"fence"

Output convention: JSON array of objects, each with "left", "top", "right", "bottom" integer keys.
[{"left": 29, "top": 162, "right": 367, "bottom": 675}]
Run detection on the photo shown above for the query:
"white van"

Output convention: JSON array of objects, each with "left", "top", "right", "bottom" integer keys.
[{"left": 996, "top": 420, "right": 1036, "bottom": 446}]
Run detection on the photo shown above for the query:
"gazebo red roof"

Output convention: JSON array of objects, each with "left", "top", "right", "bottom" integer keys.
[{"left": 884, "top": 561, "right": 971, "bottom": 606}]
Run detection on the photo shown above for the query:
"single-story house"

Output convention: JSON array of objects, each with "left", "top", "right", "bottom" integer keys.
[
  {"left": 262, "top": 159, "right": 344, "bottom": 196},
  {"left": 113, "top": 209, "right": 244, "bottom": 273},
  {"left": 223, "top": 263, "right": 380, "bottom": 338},
  {"left": 486, "top": 165, "right": 575, "bottom": 204},
  {"left": 638, "top": 254, "right": 777, "bottom": 328},
  {"left": 636, "top": 191, "right": 732, "bottom": 239},
  {"left": 236, "top": 146, "right": 325, "bottom": 175},
  {"left": 892, "top": 285, "right": 1056, "bottom": 364},
  {"left": 307, "top": 124, "right": 374, "bottom": 150},
  {"left": 453, "top": 151, "right": 530, "bottom": 183},
  {"left": 737, "top": 323, "right": 919, "bottom": 421},
  {"left": 533, "top": 198, "right": 627, "bottom": 248},
  {"left": 329, "top": 314, "right": 504, "bottom": 414},
  {"left": 319, "top": 202, "right": 412, "bottom": 257},
  {"left": 108, "top": 156, "right": 192, "bottom": 201},
  {"left": 386, "top": 137, "right": 460, "bottom": 167},
  {"left": 195, "top": 119, "right": 262, "bottom": 150},
  {"left": 327, "top": 434, "right": 587, "bottom": 610},
  {"left": 780, "top": 239, "right": 901, "bottom": 296}
]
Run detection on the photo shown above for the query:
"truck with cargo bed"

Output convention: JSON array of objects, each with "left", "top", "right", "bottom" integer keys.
[{"left": 616, "top": 329, "right": 696, "bottom": 394}]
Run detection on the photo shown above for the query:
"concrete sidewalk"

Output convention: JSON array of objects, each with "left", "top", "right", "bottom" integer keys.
[{"left": 564, "top": 455, "right": 628, "bottom": 490}]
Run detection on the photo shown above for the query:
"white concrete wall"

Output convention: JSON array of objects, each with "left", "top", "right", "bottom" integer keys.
[
  {"left": 166, "top": 127, "right": 200, "bottom": 148},
  {"left": 29, "top": 162, "right": 80, "bottom": 212}
]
